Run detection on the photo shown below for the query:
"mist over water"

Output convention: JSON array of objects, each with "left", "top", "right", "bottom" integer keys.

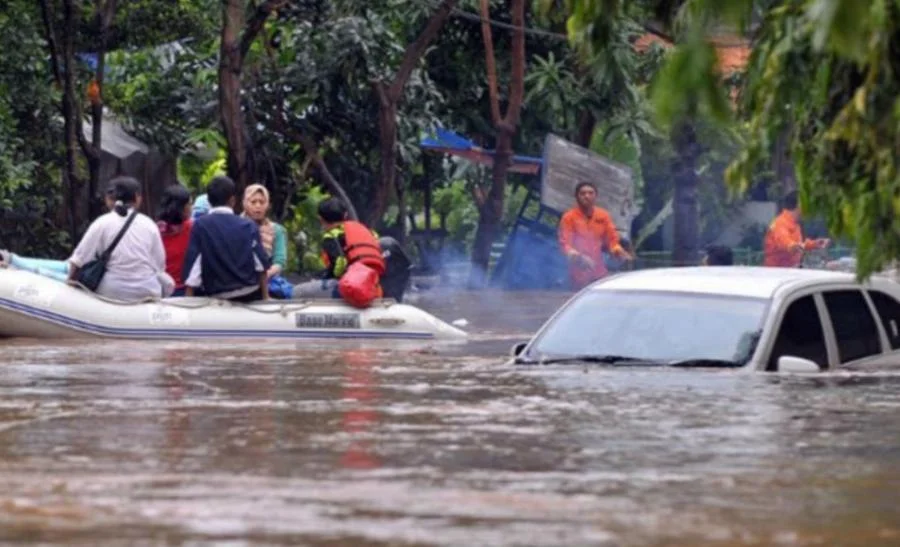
[{"left": 0, "top": 290, "right": 899, "bottom": 545}]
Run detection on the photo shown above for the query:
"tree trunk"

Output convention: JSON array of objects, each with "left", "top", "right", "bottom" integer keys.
[
  {"left": 671, "top": 122, "right": 700, "bottom": 265},
  {"left": 218, "top": 0, "right": 284, "bottom": 203},
  {"left": 371, "top": 93, "right": 397, "bottom": 227},
  {"left": 469, "top": 128, "right": 513, "bottom": 286},
  {"left": 219, "top": 0, "right": 249, "bottom": 196},
  {"left": 575, "top": 110, "right": 596, "bottom": 148},
  {"left": 368, "top": 0, "right": 457, "bottom": 228},
  {"left": 468, "top": 0, "right": 526, "bottom": 288},
  {"left": 87, "top": 87, "right": 103, "bottom": 219},
  {"left": 396, "top": 180, "right": 408, "bottom": 245},
  {"left": 294, "top": 132, "right": 359, "bottom": 221},
  {"left": 61, "top": 83, "right": 80, "bottom": 240},
  {"left": 61, "top": 0, "right": 83, "bottom": 239},
  {"left": 87, "top": 0, "right": 117, "bottom": 219},
  {"left": 773, "top": 128, "right": 796, "bottom": 197}
]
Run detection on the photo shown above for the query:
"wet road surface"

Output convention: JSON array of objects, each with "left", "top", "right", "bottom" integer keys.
[{"left": 1, "top": 290, "right": 899, "bottom": 545}]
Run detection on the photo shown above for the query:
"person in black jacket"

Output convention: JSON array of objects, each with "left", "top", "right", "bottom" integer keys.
[
  {"left": 182, "top": 176, "right": 271, "bottom": 301},
  {"left": 703, "top": 244, "right": 734, "bottom": 266},
  {"left": 378, "top": 236, "right": 412, "bottom": 302}
]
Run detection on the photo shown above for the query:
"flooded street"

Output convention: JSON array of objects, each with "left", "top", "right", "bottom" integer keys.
[{"left": 0, "top": 290, "right": 899, "bottom": 545}]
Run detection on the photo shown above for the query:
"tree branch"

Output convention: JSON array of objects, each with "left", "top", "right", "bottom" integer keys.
[
  {"left": 101, "top": 0, "right": 118, "bottom": 28},
  {"left": 502, "top": 0, "right": 526, "bottom": 127},
  {"left": 470, "top": 184, "right": 487, "bottom": 209},
  {"left": 239, "top": 0, "right": 288, "bottom": 60},
  {"left": 58, "top": 0, "right": 96, "bottom": 162},
  {"left": 642, "top": 22, "right": 675, "bottom": 45},
  {"left": 292, "top": 129, "right": 359, "bottom": 221},
  {"left": 372, "top": 80, "right": 390, "bottom": 108},
  {"left": 37, "top": 0, "right": 63, "bottom": 86},
  {"left": 387, "top": 0, "right": 457, "bottom": 101},
  {"left": 88, "top": 0, "right": 118, "bottom": 167},
  {"left": 479, "top": 0, "right": 502, "bottom": 125},
  {"left": 258, "top": 22, "right": 358, "bottom": 220}
]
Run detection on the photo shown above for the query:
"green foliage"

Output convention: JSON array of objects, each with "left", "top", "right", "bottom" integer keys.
[
  {"left": 105, "top": 39, "right": 220, "bottom": 156},
  {"left": 704, "top": 0, "right": 900, "bottom": 278},
  {"left": 431, "top": 166, "right": 532, "bottom": 254},
  {"left": 565, "top": 0, "right": 900, "bottom": 278},
  {"left": 590, "top": 124, "right": 644, "bottom": 192},
  {"left": 650, "top": 34, "right": 733, "bottom": 125},
  {"left": 284, "top": 185, "right": 330, "bottom": 276},
  {"left": 433, "top": 180, "right": 480, "bottom": 249},
  {"left": 0, "top": 2, "right": 68, "bottom": 257},
  {"left": 2, "top": 0, "right": 770, "bottom": 269}
]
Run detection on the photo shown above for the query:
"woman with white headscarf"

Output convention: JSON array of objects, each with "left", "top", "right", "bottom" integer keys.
[{"left": 242, "top": 184, "right": 290, "bottom": 297}]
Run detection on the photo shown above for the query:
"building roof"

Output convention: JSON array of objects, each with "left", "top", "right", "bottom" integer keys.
[{"left": 634, "top": 32, "right": 750, "bottom": 74}]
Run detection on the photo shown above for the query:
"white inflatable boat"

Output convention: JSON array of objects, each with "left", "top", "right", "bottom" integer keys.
[{"left": 0, "top": 267, "right": 466, "bottom": 341}]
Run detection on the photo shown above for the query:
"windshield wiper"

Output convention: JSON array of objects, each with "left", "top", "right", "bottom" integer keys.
[
  {"left": 515, "top": 354, "right": 647, "bottom": 365},
  {"left": 516, "top": 355, "right": 745, "bottom": 368},
  {"left": 666, "top": 358, "right": 744, "bottom": 368}
]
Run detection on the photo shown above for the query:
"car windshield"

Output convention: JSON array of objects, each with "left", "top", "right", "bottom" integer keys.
[{"left": 526, "top": 289, "right": 769, "bottom": 364}]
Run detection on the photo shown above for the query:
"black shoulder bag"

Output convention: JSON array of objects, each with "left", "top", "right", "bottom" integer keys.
[{"left": 76, "top": 210, "right": 139, "bottom": 292}]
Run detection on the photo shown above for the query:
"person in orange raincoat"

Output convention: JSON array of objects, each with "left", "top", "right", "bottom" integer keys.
[
  {"left": 558, "top": 181, "right": 633, "bottom": 289},
  {"left": 763, "top": 191, "right": 830, "bottom": 268}
]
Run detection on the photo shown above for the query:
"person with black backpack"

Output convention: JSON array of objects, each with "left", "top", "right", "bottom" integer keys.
[{"left": 68, "top": 176, "right": 170, "bottom": 300}]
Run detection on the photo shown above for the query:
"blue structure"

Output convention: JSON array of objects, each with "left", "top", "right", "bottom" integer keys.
[
  {"left": 488, "top": 187, "right": 569, "bottom": 290},
  {"left": 420, "top": 128, "right": 543, "bottom": 175},
  {"left": 420, "top": 128, "right": 570, "bottom": 290}
]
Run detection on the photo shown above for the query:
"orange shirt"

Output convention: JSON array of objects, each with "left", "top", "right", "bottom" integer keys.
[
  {"left": 763, "top": 210, "right": 817, "bottom": 267},
  {"left": 558, "top": 206, "right": 622, "bottom": 288}
]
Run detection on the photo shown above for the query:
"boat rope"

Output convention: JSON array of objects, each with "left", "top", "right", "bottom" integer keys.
[
  {"left": 7, "top": 263, "right": 400, "bottom": 314},
  {"left": 68, "top": 281, "right": 397, "bottom": 316}
]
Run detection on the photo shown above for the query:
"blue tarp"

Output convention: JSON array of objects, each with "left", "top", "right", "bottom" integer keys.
[{"left": 420, "top": 127, "right": 542, "bottom": 174}]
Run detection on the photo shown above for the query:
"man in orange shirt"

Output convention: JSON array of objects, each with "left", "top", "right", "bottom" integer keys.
[
  {"left": 764, "top": 191, "right": 830, "bottom": 267},
  {"left": 558, "top": 181, "right": 633, "bottom": 289}
]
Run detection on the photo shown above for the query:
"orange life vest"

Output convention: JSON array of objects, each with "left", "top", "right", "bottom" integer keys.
[{"left": 342, "top": 221, "right": 386, "bottom": 275}]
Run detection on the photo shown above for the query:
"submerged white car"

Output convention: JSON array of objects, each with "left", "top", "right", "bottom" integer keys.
[{"left": 512, "top": 267, "right": 900, "bottom": 372}]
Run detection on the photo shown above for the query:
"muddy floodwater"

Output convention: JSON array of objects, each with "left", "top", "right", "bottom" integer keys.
[{"left": 0, "top": 290, "right": 899, "bottom": 545}]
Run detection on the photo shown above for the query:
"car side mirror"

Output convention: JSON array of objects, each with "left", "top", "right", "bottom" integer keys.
[
  {"left": 776, "top": 355, "right": 821, "bottom": 373},
  {"left": 510, "top": 342, "right": 528, "bottom": 357}
]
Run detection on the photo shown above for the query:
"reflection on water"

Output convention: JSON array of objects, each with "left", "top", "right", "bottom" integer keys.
[{"left": 0, "top": 290, "right": 899, "bottom": 545}]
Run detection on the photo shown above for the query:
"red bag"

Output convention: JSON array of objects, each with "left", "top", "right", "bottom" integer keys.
[{"left": 338, "top": 261, "right": 380, "bottom": 308}]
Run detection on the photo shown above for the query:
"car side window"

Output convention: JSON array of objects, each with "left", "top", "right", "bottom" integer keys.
[
  {"left": 822, "top": 290, "right": 882, "bottom": 363},
  {"left": 867, "top": 290, "right": 900, "bottom": 349},
  {"left": 767, "top": 295, "right": 828, "bottom": 371}
]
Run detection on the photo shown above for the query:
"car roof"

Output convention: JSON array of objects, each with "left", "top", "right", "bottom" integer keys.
[{"left": 592, "top": 266, "right": 865, "bottom": 299}]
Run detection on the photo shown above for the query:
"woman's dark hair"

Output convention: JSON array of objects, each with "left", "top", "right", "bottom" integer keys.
[
  {"left": 318, "top": 197, "right": 348, "bottom": 223},
  {"left": 158, "top": 184, "right": 192, "bottom": 225},
  {"left": 106, "top": 176, "right": 142, "bottom": 217}
]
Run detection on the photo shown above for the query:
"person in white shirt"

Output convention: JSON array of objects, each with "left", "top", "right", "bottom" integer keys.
[{"left": 68, "top": 176, "right": 171, "bottom": 301}]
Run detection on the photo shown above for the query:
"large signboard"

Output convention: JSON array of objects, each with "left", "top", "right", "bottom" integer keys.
[{"left": 540, "top": 134, "right": 639, "bottom": 235}]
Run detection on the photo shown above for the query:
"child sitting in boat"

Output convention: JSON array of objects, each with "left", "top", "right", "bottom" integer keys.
[
  {"left": 157, "top": 184, "right": 194, "bottom": 297},
  {"left": 182, "top": 176, "right": 272, "bottom": 302}
]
